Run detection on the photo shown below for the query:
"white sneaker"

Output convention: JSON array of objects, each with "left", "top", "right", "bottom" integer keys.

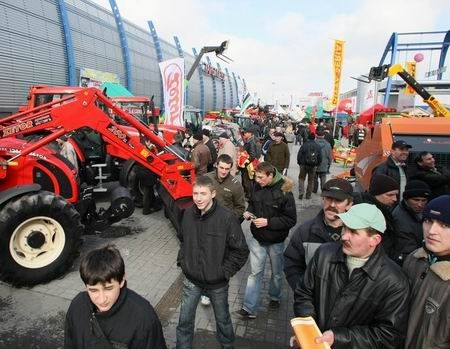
[{"left": 201, "top": 296, "right": 211, "bottom": 306}]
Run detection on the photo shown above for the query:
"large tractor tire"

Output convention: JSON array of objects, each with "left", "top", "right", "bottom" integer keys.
[{"left": 0, "top": 191, "right": 83, "bottom": 287}]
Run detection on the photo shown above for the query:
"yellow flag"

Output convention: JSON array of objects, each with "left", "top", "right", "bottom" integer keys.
[{"left": 331, "top": 40, "right": 345, "bottom": 107}]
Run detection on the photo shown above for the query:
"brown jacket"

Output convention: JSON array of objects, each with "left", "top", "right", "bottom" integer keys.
[
  {"left": 267, "top": 141, "right": 290, "bottom": 172},
  {"left": 190, "top": 142, "right": 211, "bottom": 176},
  {"left": 403, "top": 248, "right": 450, "bottom": 349}
]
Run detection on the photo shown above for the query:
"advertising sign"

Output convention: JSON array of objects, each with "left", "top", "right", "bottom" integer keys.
[
  {"left": 331, "top": 40, "right": 345, "bottom": 107},
  {"left": 159, "top": 58, "right": 185, "bottom": 127},
  {"left": 79, "top": 68, "right": 119, "bottom": 88}
]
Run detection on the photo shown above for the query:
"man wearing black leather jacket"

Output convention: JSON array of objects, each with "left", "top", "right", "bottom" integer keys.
[{"left": 293, "top": 204, "right": 410, "bottom": 349}]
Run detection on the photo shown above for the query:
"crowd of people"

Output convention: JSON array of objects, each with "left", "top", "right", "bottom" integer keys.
[{"left": 63, "top": 115, "right": 449, "bottom": 349}]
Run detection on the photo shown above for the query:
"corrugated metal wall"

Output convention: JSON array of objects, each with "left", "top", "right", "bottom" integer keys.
[
  {"left": 0, "top": 0, "right": 67, "bottom": 114},
  {"left": 0, "top": 0, "right": 240, "bottom": 116}
]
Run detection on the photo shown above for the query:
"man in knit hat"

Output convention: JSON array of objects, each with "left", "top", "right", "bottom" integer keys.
[
  {"left": 392, "top": 180, "right": 431, "bottom": 265},
  {"left": 353, "top": 174, "right": 399, "bottom": 258},
  {"left": 293, "top": 203, "right": 410, "bottom": 348},
  {"left": 403, "top": 195, "right": 450, "bottom": 349}
]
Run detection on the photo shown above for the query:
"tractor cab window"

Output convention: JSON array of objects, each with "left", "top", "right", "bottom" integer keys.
[
  {"left": 184, "top": 111, "right": 202, "bottom": 133},
  {"left": 114, "top": 102, "right": 149, "bottom": 126},
  {"left": 34, "top": 94, "right": 73, "bottom": 108}
]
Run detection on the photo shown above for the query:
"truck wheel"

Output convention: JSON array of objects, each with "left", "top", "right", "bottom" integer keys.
[{"left": 0, "top": 191, "right": 83, "bottom": 286}]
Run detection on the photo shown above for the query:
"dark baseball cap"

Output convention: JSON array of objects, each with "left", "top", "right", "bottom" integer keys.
[
  {"left": 219, "top": 132, "right": 229, "bottom": 139},
  {"left": 392, "top": 140, "right": 412, "bottom": 149},
  {"left": 321, "top": 178, "right": 353, "bottom": 201}
]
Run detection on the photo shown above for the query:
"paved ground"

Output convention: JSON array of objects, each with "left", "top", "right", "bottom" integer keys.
[{"left": 0, "top": 143, "right": 344, "bottom": 348}]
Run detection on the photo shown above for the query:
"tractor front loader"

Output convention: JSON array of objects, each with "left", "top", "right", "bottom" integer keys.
[{"left": 0, "top": 88, "right": 194, "bottom": 286}]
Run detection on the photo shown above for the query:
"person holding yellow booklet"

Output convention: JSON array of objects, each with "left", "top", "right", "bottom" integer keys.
[{"left": 292, "top": 204, "right": 410, "bottom": 348}]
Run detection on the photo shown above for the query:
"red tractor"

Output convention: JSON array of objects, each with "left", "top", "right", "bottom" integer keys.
[
  {"left": 20, "top": 85, "right": 188, "bottom": 207},
  {"left": 0, "top": 88, "right": 194, "bottom": 286}
]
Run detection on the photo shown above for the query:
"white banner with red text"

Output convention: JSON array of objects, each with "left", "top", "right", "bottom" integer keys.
[{"left": 159, "top": 58, "right": 185, "bottom": 127}]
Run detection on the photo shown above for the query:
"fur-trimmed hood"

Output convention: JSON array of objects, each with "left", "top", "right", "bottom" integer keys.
[
  {"left": 414, "top": 248, "right": 450, "bottom": 281},
  {"left": 281, "top": 176, "right": 294, "bottom": 193}
]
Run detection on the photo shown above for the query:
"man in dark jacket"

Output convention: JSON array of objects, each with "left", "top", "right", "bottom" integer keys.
[
  {"left": 403, "top": 195, "right": 450, "bottom": 349},
  {"left": 176, "top": 176, "right": 248, "bottom": 349},
  {"left": 267, "top": 131, "right": 290, "bottom": 174},
  {"left": 392, "top": 180, "right": 431, "bottom": 265},
  {"left": 236, "top": 162, "right": 297, "bottom": 319},
  {"left": 202, "top": 128, "right": 218, "bottom": 172},
  {"left": 373, "top": 139, "right": 411, "bottom": 198},
  {"left": 65, "top": 245, "right": 166, "bottom": 349},
  {"left": 354, "top": 174, "right": 399, "bottom": 260},
  {"left": 284, "top": 178, "right": 353, "bottom": 290},
  {"left": 241, "top": 126, "right": 259, "bottom": 198},
  {"left": 297, "top": 133, "right": 322, "bottom": 199},
  {"left": 409, "top": 151, "right": 450, "bottom": 198},
  {"left": 293, "top": 203, "right": 410, "bottom": 349}
]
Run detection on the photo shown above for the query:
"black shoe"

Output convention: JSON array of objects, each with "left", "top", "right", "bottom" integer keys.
[
  {"left": 235, "top": 308, "right": 256, "bottom": 319},
  {"left": 305, "top": 195, "right": 311, "bottom": 199},
  {"left": 298, "top": 194, "right": 303, "bottom": 200},
  {"left": 268, "top": 300, "right": 280, "bottom": 309}
]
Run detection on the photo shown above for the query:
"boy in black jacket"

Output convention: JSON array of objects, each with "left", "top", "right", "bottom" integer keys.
[
  {"left": 176, "top": 175, "right": 249, "bottom": 349},
  {"left": 64, "top": 245, "right": 166, "bottom": 349}
]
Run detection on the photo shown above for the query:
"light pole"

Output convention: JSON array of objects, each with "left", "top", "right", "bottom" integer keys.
[{"left": 271, "top": 82, "right": 276, "bottom": 105}]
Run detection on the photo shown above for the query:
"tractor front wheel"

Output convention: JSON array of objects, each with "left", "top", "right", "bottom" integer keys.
[{"left": 0, "top": 191, "right": 83, "bottom": 286}]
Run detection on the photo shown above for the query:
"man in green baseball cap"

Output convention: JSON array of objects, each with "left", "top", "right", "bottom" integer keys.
[{"left": 293, "top": 203, "right": 410, "bottom": 348}]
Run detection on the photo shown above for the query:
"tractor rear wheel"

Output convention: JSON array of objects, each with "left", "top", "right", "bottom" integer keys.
[{"left": 0, "top": 191, "right": 83, "bottom": 286}]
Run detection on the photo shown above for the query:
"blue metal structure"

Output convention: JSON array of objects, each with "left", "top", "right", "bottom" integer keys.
[
  {"left": 217, "top": 62, "right": 226, "bottom": 109},
  {"left": 225, "top": 68, "right": 234, "bottom": 108},
  {"left": 379, "top": 30, "right": 450, "bottom": 106},
  {"left": 173, "top": 36, "right": 188, "bottom": 105},
  {"left": 148, "top": 21, "right": 164, "bottom": 109},
  {"left": 109, "top": 0, "right": 132, "bottom": 91},
  {"left": 56, "top": 0, "right": 76, "bottom": 85},
  {"left": 206, "top": 56, "right": 217, "bottom": 110},
  {"left": 192, "top": 48, "right": 205, "bottom": 114}
]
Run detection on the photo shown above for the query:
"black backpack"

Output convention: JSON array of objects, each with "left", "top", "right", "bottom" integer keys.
[{"left": 304, "top": 148, "right": 319, "bottom": 166}]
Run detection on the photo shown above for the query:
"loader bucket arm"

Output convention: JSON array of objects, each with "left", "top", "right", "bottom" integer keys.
[
  {"left": 0, "top": 88, "right": 194, "bottom": 200},
  {"left": 368, "top": 63, "right": 450, "bottom": 118}
]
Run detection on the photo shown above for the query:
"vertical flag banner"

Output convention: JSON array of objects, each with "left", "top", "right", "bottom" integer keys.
[
  {"left": 331, "top": 40, "right": 345, "bottom": 107},
  {"left": 240, "top": 92, "right": 254, "bottom": 114},
  {"left": 404, "top": 61, "right": 417, "bottom": 95},
  {"left": 159, "top": 58, "right": 185, "bottom": 127}
]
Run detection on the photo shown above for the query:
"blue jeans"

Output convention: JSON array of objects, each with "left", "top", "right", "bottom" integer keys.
[
  {"left": 243, "top": 235, "right": 285, "bottom": 315},
  {"left": 176, "top": 278, "right": 234, "bottom": 349}
]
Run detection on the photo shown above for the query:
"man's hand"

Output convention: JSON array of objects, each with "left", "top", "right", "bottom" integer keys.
[
  {"left": 289, "top": 336, "right": 299, "bottom": 348},
  {"left": 252, "top": 218, "right": 268, "bottom": 228},
  {"left": 243, "top": 211, "right": 255, "bottom": 220},
  {"left": 315, "top": 330, "right": 334, "bottom": 346}
]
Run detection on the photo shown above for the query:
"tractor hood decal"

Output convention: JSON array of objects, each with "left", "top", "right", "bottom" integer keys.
[{"left": 0, "top": 115, "right": 52, "bottom": 138}]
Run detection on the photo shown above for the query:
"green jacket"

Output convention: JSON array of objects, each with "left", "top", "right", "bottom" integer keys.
[
  {"left": 267, "top": 141, "right": 290, "bottom": 172},
  {"left": 206, "top": 171, "right": 246, "bottom": 219}
]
